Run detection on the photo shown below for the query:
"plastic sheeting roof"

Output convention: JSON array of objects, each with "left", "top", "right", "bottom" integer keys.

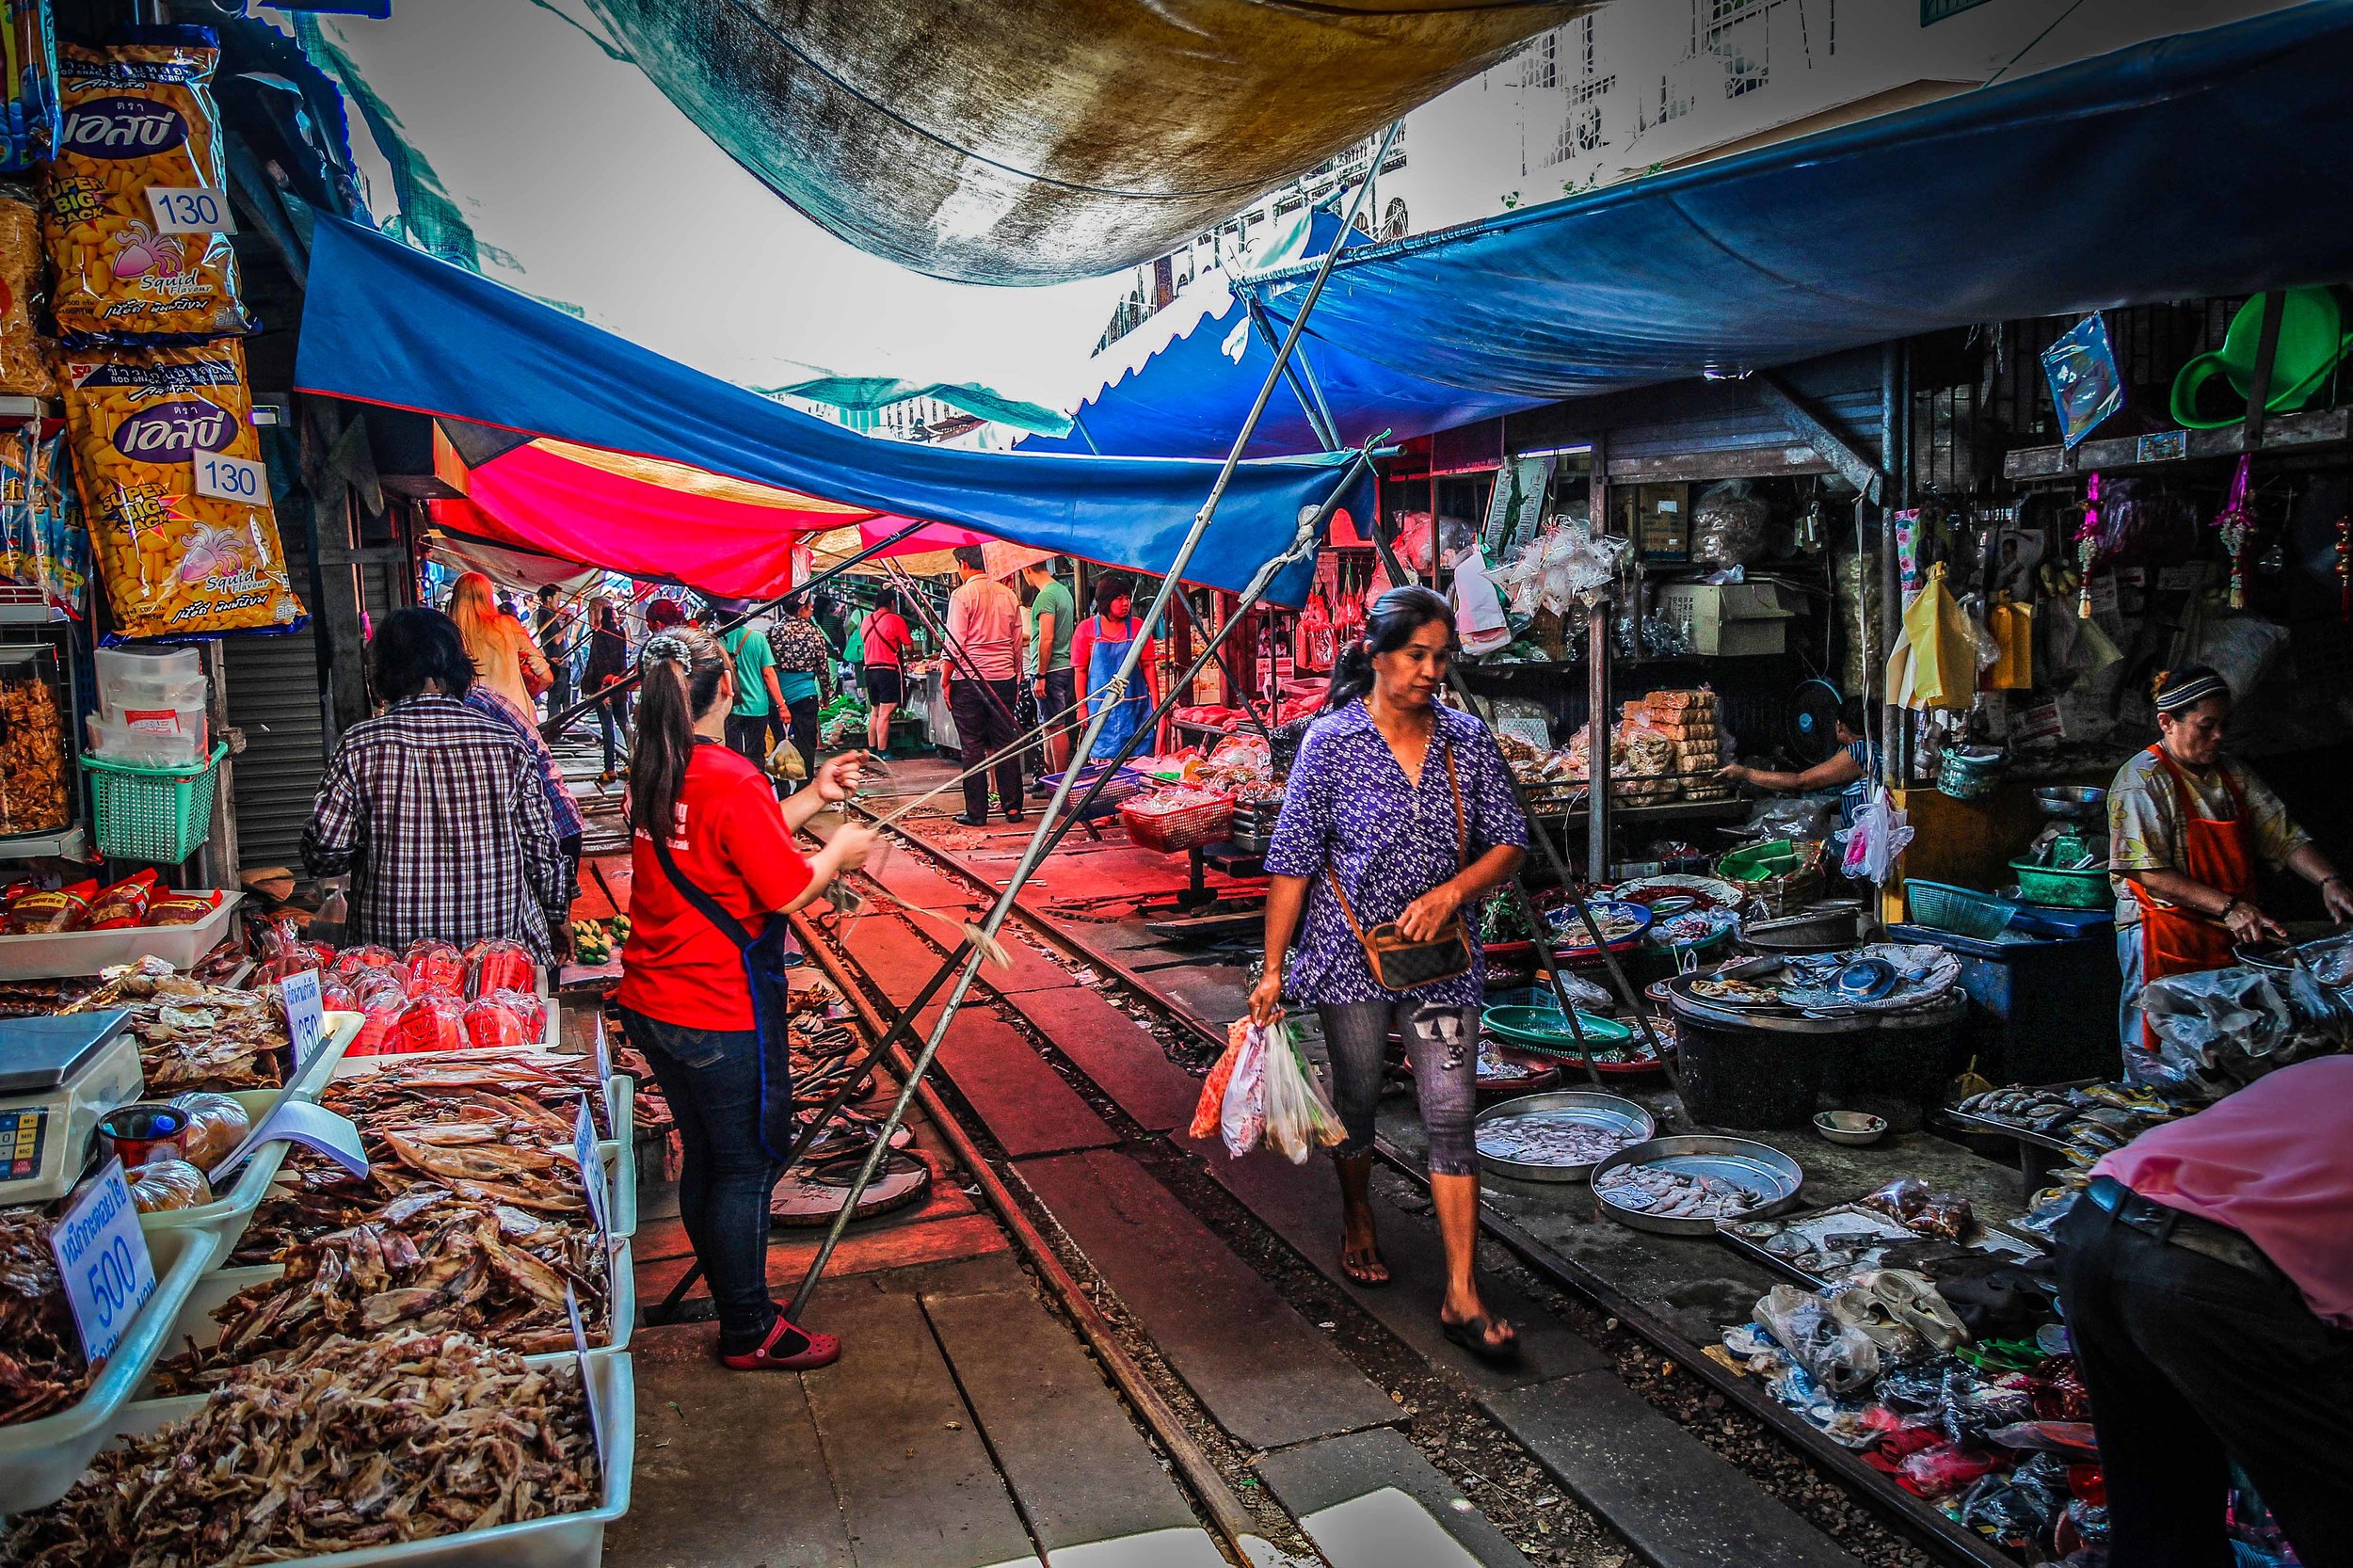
[
  {"left": 1236, "top": 3, "right": 2353, "bottom": 406},
  {"left": 294, "top": 219, "right": 1369, "bottom": 606},
  {"left": 584, "top": 0, "right": 1588, "bottom": 283}
]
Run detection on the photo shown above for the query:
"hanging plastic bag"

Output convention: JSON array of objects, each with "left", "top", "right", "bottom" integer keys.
[
  {"left": 1260, "top": 1028, "right": 1345, "bottom": 1163},
  {"left": 1987, "top": 599, "right": 2033, "bottom": 689},
  {"left": 1219, "top": 1023, "right": 1269, "bottom": 1158},
  {"left": 1835, "top": 786, "right": 1913, "bottom": 886},
  {"left": 1886, "top": 565, "right": 1976, "bottom": 712},
  {"left": 1193, "top": 1018, "right": 1253, "bottom": 1140}
]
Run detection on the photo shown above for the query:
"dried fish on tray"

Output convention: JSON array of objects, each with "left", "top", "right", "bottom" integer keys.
[
  {"left": 70, "top": 957, "right": 288, "bottom": 1093},
  {"left": 1595, "top": 1163, "right": 1761, "bottom": 1221},
  {"left": 7, "top": 1331, "right": 600, "bottom": 1567},
  {"left": 1590, "top": 1136, "right": 1802, "bottom": 1237},
  {"left": 0, "top": 1208, "right": 88, "bottom": 1427},
  {"left": 327, "top": 1050, "right": 616, "bottom": 1139},
  {"left": 160, "top": 1188, "right": 612, "bottom": 1386}
]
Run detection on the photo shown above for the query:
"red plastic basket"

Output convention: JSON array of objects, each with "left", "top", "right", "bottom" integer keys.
[{"left": 1120, "top": 791, "right": 1236, "bottom": 854}]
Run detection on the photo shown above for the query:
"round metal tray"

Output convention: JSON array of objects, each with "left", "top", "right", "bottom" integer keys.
[
  {"left": 1588, "top": 1135, "right": 1804, "bottom": 1235},
  {"left": 1473, "top": 1090, "right": 1656, "bottom": 1184}
]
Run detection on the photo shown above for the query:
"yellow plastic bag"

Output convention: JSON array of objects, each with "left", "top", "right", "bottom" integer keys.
[{"left": 1886, "top": 564, "right": 1976, "bottom": 712}]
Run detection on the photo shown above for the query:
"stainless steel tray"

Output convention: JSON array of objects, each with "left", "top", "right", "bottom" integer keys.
[
  {"left": 1589, "top": 1135, "right": 1804, "bottom": 1235},
  {"left": 1472, "top": 1090, "right": 1656, "bottom": 1184}
]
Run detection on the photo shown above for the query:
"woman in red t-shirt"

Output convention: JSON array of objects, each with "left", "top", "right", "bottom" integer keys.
[
  {"left": 616, "top": 626, "right": 878, "bottom": 1370},
  {"left": 859, "top": 590, "right": 916, "bottom": 754}
]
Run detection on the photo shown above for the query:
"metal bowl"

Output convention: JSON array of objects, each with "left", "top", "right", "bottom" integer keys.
[
  {"left": 1473, "top": 1091, "right": 1656, "bottom": 1184},
  {"left": 2035, "top": 785, "right": 2108, "bottom": 819},
  {"left": 1589, "top": 1135, "right": 1804, "bottom": 1235}
]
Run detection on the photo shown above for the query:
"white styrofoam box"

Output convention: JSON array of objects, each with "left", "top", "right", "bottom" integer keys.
[{"left": 0, "top": 891, "right": 243, "bottom": 981}]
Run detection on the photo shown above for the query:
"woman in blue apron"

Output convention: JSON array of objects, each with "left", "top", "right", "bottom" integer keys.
[
  {"left": 616, "top": 625, "right": 879, "bottom": 1371},
  {"left": 1071, "top": 574, "right": 1162, "bottom": 762}
]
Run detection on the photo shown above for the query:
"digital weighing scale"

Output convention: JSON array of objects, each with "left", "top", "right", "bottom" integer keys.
[{"left": 0, "top": 1011, "right": 140, "bottom": 1204}]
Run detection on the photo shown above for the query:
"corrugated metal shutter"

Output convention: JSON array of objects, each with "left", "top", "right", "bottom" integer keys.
[{"left": 224, "top": 512, "right": 328, "bottom": 874}]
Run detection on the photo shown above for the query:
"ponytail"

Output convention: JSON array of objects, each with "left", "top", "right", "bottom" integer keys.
[
  {"left": 628, "top": 628, "right": 728, "bottom": 837},
  {"left": 1324, "top": 584, "right": 1456, "bottom": 712}
]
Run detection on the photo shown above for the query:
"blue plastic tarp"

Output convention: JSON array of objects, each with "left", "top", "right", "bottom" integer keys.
[
  {"left": 294, "top": 218, "right": 1368, "bottom": 604},
  {"left": 1240, "top": 3, "right": 2353, "bottom": 403}
]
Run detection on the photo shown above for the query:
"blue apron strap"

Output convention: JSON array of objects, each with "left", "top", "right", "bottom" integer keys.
[{"left": 648, "top": 831, "right": 800, "bottom": 1164}]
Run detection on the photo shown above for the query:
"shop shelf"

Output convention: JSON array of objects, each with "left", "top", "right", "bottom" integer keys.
[{"left": 0, "top": 890, "right": 242, "bottom": 980}]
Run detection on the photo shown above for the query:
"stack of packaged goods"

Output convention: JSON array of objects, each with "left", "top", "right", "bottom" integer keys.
[
  {"left": 35, "top": 29, "right": 304, "bottom": 643},
  {"left": 1640, "top": 688, "right": 1729, "bottom": 800}
]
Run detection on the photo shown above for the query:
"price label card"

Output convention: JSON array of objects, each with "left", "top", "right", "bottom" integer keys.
[
  {"left": 192, "top": 450, "right": 272, "bottom": 509},
  {"left": 145, "top": 185, "right": 236, "bottom": 234},
  {"left": 279, "top": 968, "right": 326, "bottom": 1070},
  {"left": 565, "top": 1282, "right": 608, "bottom": 1461},
  {"left": 211, "top": 1100, "right": 368, "bottom": 1184},
  {"left": 574, "top": 1099, "right": 608, "bottom": 1240},
  {"left": 592, "top": 1015, "right": 612, "bottom": 1092},
  {"left": 50, "top": 1160, "right": 157, "bottom": 1364}
]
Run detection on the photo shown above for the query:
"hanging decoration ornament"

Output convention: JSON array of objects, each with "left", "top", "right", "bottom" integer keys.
[
  {"left": 2336, "top": 516, "right": 2350, "bottom": 623},
  {"left": 2073, "top": 472, "right": 2103, "bottom": 617},
  {"left": 2213, "top": 455, "right": 2255, "bottom": 610}
]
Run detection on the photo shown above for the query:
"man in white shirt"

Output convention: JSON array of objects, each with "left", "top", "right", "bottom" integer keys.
[{"left": 944, "top": 545, "right": 1029, "bottom": 824}]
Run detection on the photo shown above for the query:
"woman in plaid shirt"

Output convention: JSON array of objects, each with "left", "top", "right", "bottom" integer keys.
[{"left": 303, "top": 608, "right": 573, "bottom": 963}]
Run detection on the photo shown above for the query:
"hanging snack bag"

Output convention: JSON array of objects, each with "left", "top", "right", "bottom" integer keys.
[
  {"left": 42, "top": 31, "right": 250, "bottom": 341},
  {"left": 62, "top": 338, "right": 305, "bottom": 639},
  {"left": 0, "top": 188, "right": 56, "bottom": 397}
]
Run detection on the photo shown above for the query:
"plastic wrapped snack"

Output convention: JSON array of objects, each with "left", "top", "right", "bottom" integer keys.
[
  {"left": 459, "top": 994, "right": 533, "bottom": 1052},
  {"left": 329, "top": 943, "right": 399, "bottom": 981},
  {"left": 482, "top": 985, "right": 548, "bottom": 1042},
  {"left": 81, "top": 869, "right": 156, "bottom": 930},
  {"left": 0, "top": 188, "right": 56, "bottom": 397},
  {"left": 1858, "top": 1176, "right": 1974, "bottom": 1241},
  {"left": 318, "top": 974, "right": 357, "bottom": 1013},
  {"left": 125, "top": 1157, "right": 211, "bottom": 1212},
  {"left": 0, "top": 662, "right": 70, "bottom": 834},
  {"left": 386, "top": 991, "right": 466, "bottom": 1054},
  {"left": 4, "top": 879, "right": 92, "bottom": 933},
  {"left": 42, "top": 32, "right": 252, "bottom": 341},
  {"left": 142, "top": 888, "right": 220, "bottom": 925},
  {"left": 401, "top": 938, "right": 466, "bottom": 997},
  {"left": 463, "top": 936, "right": 536, "bottom": 1000},
  {"left": 63, "top": 338, "right": 305, "bottom": 639},
  {"left": 165, "top": 1090, "right": 247, "bottom": 1168}
]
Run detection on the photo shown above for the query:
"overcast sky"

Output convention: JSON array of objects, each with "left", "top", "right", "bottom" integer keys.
[{"left": 296, "top": 0, "right": 1130, "bottom": 409}]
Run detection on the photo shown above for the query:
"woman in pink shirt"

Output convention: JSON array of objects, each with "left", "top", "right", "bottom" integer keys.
[{"left": 2056, "top": 1055, "right": 2353, "bottom": 1568}]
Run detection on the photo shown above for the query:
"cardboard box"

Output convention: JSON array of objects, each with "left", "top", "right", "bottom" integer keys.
[{"left": 1655, "top": 582, "right": 1797, "bottom": 658}]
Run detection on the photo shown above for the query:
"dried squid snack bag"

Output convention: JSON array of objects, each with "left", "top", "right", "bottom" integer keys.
[
  {"left": 33, "top": 428, "right": 93, "bottom": 618},
  {"left": 42, "top": 32, "right": 251, "bottom": 341},
  {"left": 63, "top": 338, "right": 305, "bottom": 638},
  {"left": 0, "top": 186, "right": 56, "bottom": 397}
]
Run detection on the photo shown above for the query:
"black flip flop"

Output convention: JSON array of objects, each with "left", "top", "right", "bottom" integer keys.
[
  {"left": 1441, "top": 1313, "right": 1521, "bottom": 1365},
  {"left": 1340, "top": 1242, "right": 1392, "bottom": 1288}
]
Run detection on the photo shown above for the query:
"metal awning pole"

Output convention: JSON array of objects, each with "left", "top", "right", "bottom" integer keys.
[
  {"left": 788, "top": 125, "right": 1400, "bottom": 1322},
  {"left": 536, "top": 516, "right": 931, "bottom": 739}
]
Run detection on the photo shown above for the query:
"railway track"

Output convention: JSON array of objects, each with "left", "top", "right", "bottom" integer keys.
[{"left": 818, "top": 801, "right": 1997, "bottom": 1568}]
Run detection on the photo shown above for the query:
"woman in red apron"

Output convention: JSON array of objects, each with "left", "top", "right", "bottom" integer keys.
[{"left": 2111, "top": 665, "right": 2353, "bottom": 1061}]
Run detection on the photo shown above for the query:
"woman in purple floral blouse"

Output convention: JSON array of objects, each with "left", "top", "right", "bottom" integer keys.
[{"left": 1253, "top": 585, "right": 1529, "bottom": 1360}]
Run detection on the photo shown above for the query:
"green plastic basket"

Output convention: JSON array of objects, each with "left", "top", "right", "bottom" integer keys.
[
  {"left": 81, "top": 744, "right": 227, "bottom": 864},
  {"left": 1906, "top": 878, "right": 2019, "bottom": 941},
  {"left": 2009, "top": 858, "right": 2111, "bottom": 910}
]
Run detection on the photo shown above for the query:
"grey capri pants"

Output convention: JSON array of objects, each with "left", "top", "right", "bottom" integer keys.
[{"left": 1316, "top": 999, "right": 1481, "bottom": 1176}]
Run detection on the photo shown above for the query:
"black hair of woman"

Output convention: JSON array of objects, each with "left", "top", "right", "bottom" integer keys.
[
  {"left": 1326, "top": 584, "right": 1456, "bottom": 710},
  {"left": 371, "top": 606, "right": 476, "bottom": 704},
  {"left": 1838, "top": 695, "right": 1870, "bottom": 741},
  {"left": 1093, "top": 572, "right": 1137, "bottom": 616},
  {"left": 630, "top": 626, "right": 729, "bottom": 838}
]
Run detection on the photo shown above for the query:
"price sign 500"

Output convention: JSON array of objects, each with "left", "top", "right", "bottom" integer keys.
[{"left": 50, "top": 1160, "right": 158, "bottom": 1364}]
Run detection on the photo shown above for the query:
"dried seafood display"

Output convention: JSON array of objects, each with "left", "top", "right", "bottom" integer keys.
[
  {"left": 0, "top": 1208, "right": 88, "bottom": 1427},
  {"left": 160, "top": 1190, "right": 611, "bottom": 1386},
  {"left": 7, "top": 1331, "right": 600, "bottom": 1565},
  {"left": 1594, "top": 1161, "right": 1764, "bottom": 1220},
  {"left": 322, "top": 1051, "right": 614, "bottom": 1138},
  {"left": 71, "top": 958, "right": 286, "bottom": 1092}
]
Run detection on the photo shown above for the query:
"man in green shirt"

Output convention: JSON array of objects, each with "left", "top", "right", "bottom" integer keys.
[
  {"left": 719, "top": 612, "right": 786, "bottom": 770},
  {"left": 1023, "top": 559, "right": 1078, "bottom": 771}
]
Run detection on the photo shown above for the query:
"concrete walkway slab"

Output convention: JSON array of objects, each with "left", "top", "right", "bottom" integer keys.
[
  {"left": 1482, "top": 1369, "right": 1856, "bottom": 1568},
  {"left": 605, "top": 1320, "right": 855, "bottom": 1568},
  {"left": 1174, "top": 1131, "right": 1609, "bottom": 1392},
  {"left": 1017, "top": 1149, "right": 1398, "bottom": 1452},
  {"left": 1257, "top": 1428, "right": 1534, "bottom": 1568},
  {"left": 924, "top": 1285, "right": 1208, "bottom": 1558},
  {"left": 1008, "top": 984, "right": 1205, "bottom": 1133},
  {"left": 935, "top": 1010, "right": 1119, "bottom": 1159},
  {"left": 802, "top": 1280, "right": 1043, "bottom": 1568}
]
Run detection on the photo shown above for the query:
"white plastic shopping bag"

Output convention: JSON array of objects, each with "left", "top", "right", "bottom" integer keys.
[
  {"left": 1261, "top": 1028, "right": 1345, "bottom": 1163},
  {"left": 1219, "top": 1024, "right": 1269, "bottom": 1158}
]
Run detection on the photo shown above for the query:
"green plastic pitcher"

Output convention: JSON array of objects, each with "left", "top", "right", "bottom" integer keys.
[{"left": 2169, "top": 286, "right": 2353, "bottom": 429}]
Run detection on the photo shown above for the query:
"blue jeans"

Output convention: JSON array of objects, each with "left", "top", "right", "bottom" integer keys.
[
  {"left": 2119, "top": 923, "right": 2145, "bottom": 1058},
  {"left": 619, "top": 1006, "right": 778, "bottom": 1352}
]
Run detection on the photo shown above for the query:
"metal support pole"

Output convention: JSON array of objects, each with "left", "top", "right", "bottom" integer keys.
[
  {"left": 788, "top": 125, "right": 1401, "bottom": 1321},
  {"left": 1586, "top": 600, "right": 1611, "bottom": 882}
]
